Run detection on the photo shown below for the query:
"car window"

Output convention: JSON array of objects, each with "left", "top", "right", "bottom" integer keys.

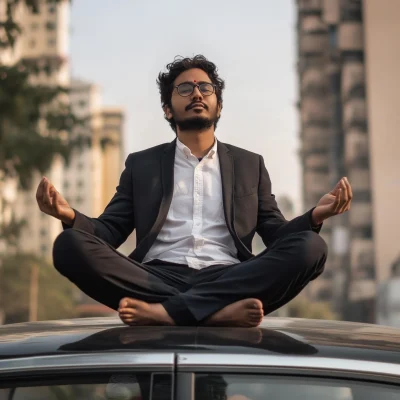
[
  {"left": 194, "top": 374, "right": 399, "bottom": 400},
  {"left": 0, "top": 372, "right": 172, "bottom": 400}
]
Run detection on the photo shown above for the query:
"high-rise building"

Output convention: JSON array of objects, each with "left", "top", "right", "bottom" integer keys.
[
  {"left": 7, "top": 0, "right": 71, "bottom": 258},
  {"left": 296, "top": 0, "right": 400, "bottom": 323},
  {"left": 2, "top": 2, "right": 127, "bottom": 262}
]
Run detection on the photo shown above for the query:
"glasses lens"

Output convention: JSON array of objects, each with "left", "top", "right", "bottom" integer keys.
[
  {"left": 199, "top": 83, "right": 214, "bottom": 95},
  {"left": 177, "top": 83, "right": 193, "bottom": 96}
]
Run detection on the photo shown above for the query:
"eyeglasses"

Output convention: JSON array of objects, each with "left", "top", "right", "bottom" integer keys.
[{"left": 175, "top": 82, "right": 216, "bottom": 97}]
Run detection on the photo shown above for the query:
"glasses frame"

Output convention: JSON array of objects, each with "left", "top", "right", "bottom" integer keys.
[{"left": 175, "top": 82, "right": 216, "bottom": 97}]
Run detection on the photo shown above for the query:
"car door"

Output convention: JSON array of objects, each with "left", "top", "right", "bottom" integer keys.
[
  {"left": 175, "top": 353, "right": 400, "bottom": 400},
  {"left": 0, "top": 352, "right": 174, "bottom": 400}
]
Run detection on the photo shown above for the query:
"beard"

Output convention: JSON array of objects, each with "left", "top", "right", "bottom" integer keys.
[
  {"left": 176, "top": 116, "right": 215, "bottom": 132},
  {"left": 171, "top": 106, "right": 219, "bottom": 132}
]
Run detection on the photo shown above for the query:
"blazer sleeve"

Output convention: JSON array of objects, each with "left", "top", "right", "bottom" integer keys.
[
  {"left": 62, "top": 154, "right": 135, "bottom": 249},
  {"left": 256, "top": 155, "right": 322, "bottom": 247}
]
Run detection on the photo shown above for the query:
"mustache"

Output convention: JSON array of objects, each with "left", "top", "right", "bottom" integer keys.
[{"left": 186, "top": 102, "right": 208, "bottom": 111}]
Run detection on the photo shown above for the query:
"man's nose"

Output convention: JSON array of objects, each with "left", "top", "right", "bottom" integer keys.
[{"left": 191, "top": 86, "right": 203, "bottom": 100}]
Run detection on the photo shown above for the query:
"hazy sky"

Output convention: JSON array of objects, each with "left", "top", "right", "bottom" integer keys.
[{"left": 70, "top": 0, "right": 301, "bottom": 212}]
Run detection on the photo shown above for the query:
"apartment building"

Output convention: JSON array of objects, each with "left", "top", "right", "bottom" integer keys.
[{"left": 296, "top": 0, "right": 400, "bottom": 323}]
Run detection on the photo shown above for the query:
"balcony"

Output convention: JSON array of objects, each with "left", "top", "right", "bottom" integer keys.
[
  {"left": 304, "top": 170, "right": 330, "bottom": 193},
  {"left": 343, "top": 98, "right": 367, "bottom": 129},
  {"left": 298, "top": 0, "right": 322, "bottom": 14},
  {"left": 344, "top": 128, "right": 369, "bottom": 167},
  {"left": 342, "top": 61, "right": 365, "bottom": 101},
  {"left": 322, "top": 0, "right": 340, "bottom": 24},
  {"left": 347, "top": 168, "right": 371, "bottom": 192},
  {"left": 349, "top": 203, "right": 372, "bottom": 228},
  {"left": 305, "top": 154, "right": 329, "bottom": 168},
  {"left": 301, "top": 68, "right": 327, "bottom": 97},
  {"left": 301, "top": 97, "right": 330, "bottom": 119},
  {"left": 339, "top": 23, "right": 363, "bottom": 51},
  {"left": 350, "top": 238, "right": 375, "bottom": 279},
  {"left": 301, "top": 15, "right": 327, "bottom": 33},
  {"left": 340, "top": 0, "right": 362, "bottom": 22},
  {"left": 302, "top": 126, "right": 330, "bottom": 147},
  {"left": 299, "top": 32, "right": 330, "bottom": 55}
]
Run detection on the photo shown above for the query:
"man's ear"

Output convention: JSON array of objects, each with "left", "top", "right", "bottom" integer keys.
[
  {"left": 217, "top": 102, "right": 222, "bottom": 118},
  {"left": 163, "top": 105, "right": 173, "bottom": 119}
]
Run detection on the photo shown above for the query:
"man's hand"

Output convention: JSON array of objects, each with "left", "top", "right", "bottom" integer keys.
[
  {"left": 312, "top": 177, "right": 353, "bottom": 226},
  {"left": 36, "top": 177, "right": 75, "bottom": 225}
]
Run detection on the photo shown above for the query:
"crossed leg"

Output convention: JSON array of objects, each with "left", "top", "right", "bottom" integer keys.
[{"left": 53, "top": 229, "right": 327, "bottom": 327}]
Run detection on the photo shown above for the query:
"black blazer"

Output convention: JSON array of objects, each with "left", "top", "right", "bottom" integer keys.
[{"left": 65, "top": 140, "right": 321, "bottom": 262}]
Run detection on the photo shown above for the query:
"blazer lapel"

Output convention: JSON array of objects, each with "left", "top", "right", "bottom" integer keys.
[
  {"left": 158, "top": 139, "right": 176, "bottom": 225},
  {"left": 135, "top": 139, "right": 176, "bottom": 261},
  {"left": 218, "top": 141, "right": 234, "bottom": 234}
]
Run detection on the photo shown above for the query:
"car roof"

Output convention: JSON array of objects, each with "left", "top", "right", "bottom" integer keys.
[{"left": 0, "top": 317, "right": 399, "bottom": 364}]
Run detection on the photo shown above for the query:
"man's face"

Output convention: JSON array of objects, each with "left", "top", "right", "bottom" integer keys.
[{"left": 165, "top": 68, "right": 221, "bottom": 132}]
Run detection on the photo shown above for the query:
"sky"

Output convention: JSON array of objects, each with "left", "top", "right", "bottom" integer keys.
[{"left": 70, "top": 0, "right": 302, "bottom": 213}]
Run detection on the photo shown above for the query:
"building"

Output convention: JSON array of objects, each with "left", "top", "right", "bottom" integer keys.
[
  {"left": 296, "top": 0, "right": 400, "bottom": 323},
  {"left": 67, "top": 81, "right": 126, "bottom": 317},
  {"left": 4, "top": 0, "right": 71, "bottom": 259}
]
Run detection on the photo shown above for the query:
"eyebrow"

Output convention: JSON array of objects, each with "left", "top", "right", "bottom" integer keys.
[{"left": 176, "top": 80, "right": 212, "bottom": 85}]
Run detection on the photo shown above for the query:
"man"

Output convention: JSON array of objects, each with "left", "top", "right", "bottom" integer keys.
[{"left": 36, "top": 55, "right": 352, "bottom": 327}]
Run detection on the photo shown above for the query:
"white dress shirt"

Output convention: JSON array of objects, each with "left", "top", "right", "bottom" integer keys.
[{"left": 143, "top": 138, "right": 240, "bottom": 269}]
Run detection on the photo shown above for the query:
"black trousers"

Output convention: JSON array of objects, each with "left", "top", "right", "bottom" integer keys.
[{"left": 52, "top": 229, "right": 327, "bottom": 325}]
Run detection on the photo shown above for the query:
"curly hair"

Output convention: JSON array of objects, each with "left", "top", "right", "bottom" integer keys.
[{"left": 156, "top": 55, "right": 225, "bottom": 133}]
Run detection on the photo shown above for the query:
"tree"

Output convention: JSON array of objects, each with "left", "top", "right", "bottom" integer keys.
[
  {"left": 0, "top": 252, "right": 79, "bottom": 324},
  {"left": 0, "top": 0, "right": 85, "bottom": 245}
]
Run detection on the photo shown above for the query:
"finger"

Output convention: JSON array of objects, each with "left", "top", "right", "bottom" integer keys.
[
  {"left": 341, "top": 179, "right": 348, "bottom": 202},
  {"left": 330, "top": 178, "right": 344, "bottom": 196},
  {"left": 49, "top": 186, "right": 58, "bottom": 208},
  {"left": 344, "top": 177, "right": 353, "bottom": 199},
  {"left": 36, "top": 177, "right": 46, "bottom": 203},
  {"left": 42, "top": 180, "right": 52, "bottom": 207},
  {"left": 338, "top": 180, "right": 348, "bottom": 213},
  {"left": 334, "top": 189, "right": 342, "bottom": 213}
]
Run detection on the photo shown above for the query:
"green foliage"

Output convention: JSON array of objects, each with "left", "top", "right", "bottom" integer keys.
[
  {"left": 0, "top": 1, "right": 84, "bottom": 248},
  {"left": 0, "top": 63, "right": 85, "bottom": 190},
  {"left": 0, "top": 216, "right": 26, "bottom": 249},
  {"left": 0, "top": 252, "right": 79, "bottom": 324}
]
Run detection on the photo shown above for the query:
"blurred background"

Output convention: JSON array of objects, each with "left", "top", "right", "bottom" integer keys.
[{"left": 0, "top": 0, "right": 399, "bottom": 327}]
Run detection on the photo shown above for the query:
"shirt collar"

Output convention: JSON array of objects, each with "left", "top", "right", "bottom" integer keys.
[{"left": 176, "top": 137, "right": 218, "bottom": 159}]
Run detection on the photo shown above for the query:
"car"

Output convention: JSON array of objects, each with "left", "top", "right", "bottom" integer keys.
[{"left": 0, "top": 317, "right": 399, "bottom": 399}]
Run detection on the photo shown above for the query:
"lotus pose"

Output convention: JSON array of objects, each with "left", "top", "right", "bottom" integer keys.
[{"left": 36, "top": 55, "right": 352, "bottom": 327}]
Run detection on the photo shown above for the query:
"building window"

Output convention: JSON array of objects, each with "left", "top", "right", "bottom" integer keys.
[
  {"left": 31, "top": 23, "right": 39, "bottom": 31},
  {"left": 328, "top": 25, "right": 337, "bottom": 48},
  {"left": 48, "top": 5, "right": 56, "bottom": 13},
  {"left": 76, "top": 196, "right": 83, "bottom": 205},
  {"left": 77, "top": 162, "right": 84, "bottom": 170},
  {"left": 48, "top": 38, "right": 56, "bottom": 47},
  {"left": 78, "top": 100, "right": 87, "bottom": 108},
  {"left": 29, "top": 39, "right": 36, "bottom": 48},
  {"left": 63, "top": 181, "right": 70, "bottom": 189},
  {"left": 77, "top": 180, "right": 84, "bottom": 188},
  {"left": 41, "top": 245, "right": 48, "bottom": 254},
  {"left": 46, "top": 21, "right": 56, "bottom": 31},
  {"left": 40, "top": 229, "right": 47, "bottom": 237}
]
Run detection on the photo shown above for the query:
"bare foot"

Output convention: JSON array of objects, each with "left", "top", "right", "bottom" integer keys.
[
  {"left": 118, "top": 298, "right": 175, "bottom": 326},
  {"left": 204, "top": 299, "right": 264, "bottom": 327}
]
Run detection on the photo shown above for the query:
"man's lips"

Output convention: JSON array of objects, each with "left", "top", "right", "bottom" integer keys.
[{"left": 187, "top": 102, "right": 207, "bottom": 110}]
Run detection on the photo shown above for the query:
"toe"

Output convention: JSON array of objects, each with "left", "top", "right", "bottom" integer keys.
[
  {"left": 119, "top": 297, "right": 137, "bottom": 309},
  {"left": 248, "top": 298, "right": 263, "bottom": 310}
]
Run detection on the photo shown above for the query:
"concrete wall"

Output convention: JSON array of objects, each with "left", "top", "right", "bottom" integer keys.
[{"left": 363, "top": 0, "right": 400, "bottom": 282}]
